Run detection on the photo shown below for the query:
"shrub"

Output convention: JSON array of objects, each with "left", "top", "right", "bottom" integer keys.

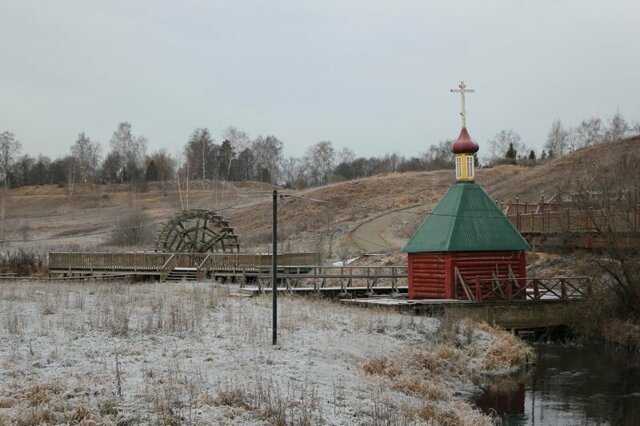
[
  {"left": 0, "top": 249, "right": 46, "bottom": 276},
  {"left": 107, "top": 209, "right": 155, "bottom": 247}
]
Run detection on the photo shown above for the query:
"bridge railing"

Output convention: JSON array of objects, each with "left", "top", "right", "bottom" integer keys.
[
  {"left": 244, "top": 265, "right": 409, "bottom": 293},
  {"left": 508, "top": 210, "right": 640, "bottom": 234},
  {"left": 466, "top": 276, "right": 591, "bottom": 302},
  {"left": 48, "top": 252, "right": 173, "bottom": 272},
  {"left": 48, "top": 252, "right": 317, "bottom": 275}
]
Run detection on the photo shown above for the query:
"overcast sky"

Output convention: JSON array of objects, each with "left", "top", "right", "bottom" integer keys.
[{"left": 1, "top": 0, "right": 638, "bottom": 161}]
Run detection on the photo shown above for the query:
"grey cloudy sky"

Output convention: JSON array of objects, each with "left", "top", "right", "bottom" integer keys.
[{"left": 1, "top": 0, "right": 638, "bottom": 161}]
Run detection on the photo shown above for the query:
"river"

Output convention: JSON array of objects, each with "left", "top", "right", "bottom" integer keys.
[{"left": 473, "top": 342, "right": 640, "bottom": 425}]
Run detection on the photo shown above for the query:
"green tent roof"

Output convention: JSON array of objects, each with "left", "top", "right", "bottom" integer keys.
[{"left": 402, "top": 182, "right": 530, "bottom": 253}]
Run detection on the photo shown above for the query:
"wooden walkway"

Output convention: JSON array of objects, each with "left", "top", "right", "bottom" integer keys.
[
  {"left": 501, "top": 194, "right": 640, "bottom": 249},
  {"left": 240, "top": 286, "right": 407, "bottom": 298},
  {"left": 240, "top": 274, "right": 589, "bottom": 303},
  {"left": 240, "top": 265, "right": 407, "bottom": 292},
  {"left": 48, "top": 251, "right": 316, "bottom": 280}
]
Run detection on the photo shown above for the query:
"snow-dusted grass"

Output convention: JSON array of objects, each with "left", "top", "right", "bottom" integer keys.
[{"left": 0, "top": 280, "right": 526, "bottom": 424}]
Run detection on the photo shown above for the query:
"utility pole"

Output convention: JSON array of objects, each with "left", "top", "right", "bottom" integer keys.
[{"left": 272, "top": 189, "right": 278, "bottom": 345}]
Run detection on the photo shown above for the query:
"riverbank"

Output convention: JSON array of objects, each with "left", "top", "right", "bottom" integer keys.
[{"left": 0, "top": 280, "right": 532, "bottom": 424}]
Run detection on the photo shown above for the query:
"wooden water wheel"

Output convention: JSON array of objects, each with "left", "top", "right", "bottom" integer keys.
[{"left": 155, "top": 209, "right": 240, "bottom": 253}]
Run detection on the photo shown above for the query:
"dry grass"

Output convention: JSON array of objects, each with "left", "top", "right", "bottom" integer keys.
[
  {"left": 601, "top": 320, "right": 640, "bottom": 350},
  {"left": 473, "top": 322, "right": 534, "bottom": 371},
  {"left": 361, "top": 318, "right": 533, "bottom": 426}
]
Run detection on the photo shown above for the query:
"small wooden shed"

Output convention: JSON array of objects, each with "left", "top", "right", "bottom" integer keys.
[{"left": 402, "top": 126, "right": 530, "bottom": 300}]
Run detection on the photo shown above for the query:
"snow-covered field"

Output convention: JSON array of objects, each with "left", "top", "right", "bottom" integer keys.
[{"left": 0, "top": 280, "right": 530, "bottom": 425}]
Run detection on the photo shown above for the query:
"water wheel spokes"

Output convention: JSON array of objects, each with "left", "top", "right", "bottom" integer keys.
[{"left": 156, "top": 209, "right": 240, "bottom": 253}]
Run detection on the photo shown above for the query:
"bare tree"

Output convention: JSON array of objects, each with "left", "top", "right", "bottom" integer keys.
[
  {"left": 184, "top": 128, "right": 216, "bottom": 181},
  {"left": 146, "top": 149, "right": 175, "bottom": 192},
  {"left": 305, "top": 141, "right": 336, "bottom": 186},
  {"left": 281, "top": 156, "right": 303, "bottom": 189},
  {"left": 544, "top": 120, "right": 569, "bottom": 157},
  {"left": 221, "top": 126, "right": 250, "bottom": 181},
  {"left": 64, "top": 156, "right": 76, "bottom": 196},
  {"left": 0, "top": 131, "right": 21, "bottom": 243},
  {"left": 234, "top": 147, "right": 255, "bottom": 181},
  {"left": 571, "top": 154, "right": 640, "bottom": 320},
  {"left": 605, "top": 112, "right": 630, "bottom": 142},
  {"left": 219, "top": 139, "right": 235, "bottom": 181},
  {"left": 70, "top": 132, "right": 101, "bottom": 183},
  {"left": 252, "top": 135, "right": 283, "bottom": 184},
  {"left": 574, "top": 117, "right": 605, "bottom": 149},
  {"left": 222, "top": 126, "right": 249, "bottom": 153},
  {"left": 423, "top": 140, "right": 455, "bottom": 170},
  {"left": 14, "top": 154, "right": 34, "bottom": 187},
  {"left": 109, "top": 122, "right": 146, "bottom": 182},
  {"left": 338, "top": 147, "right": 356, "bottom": 164},
  {"left": 488, "top": 130, "right": 523, "bottom": 162},
  {"left": 0, "top": 131, "right": 21, "bottom": 187}
]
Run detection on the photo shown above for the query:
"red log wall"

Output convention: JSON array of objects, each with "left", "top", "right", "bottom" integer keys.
[
  {"left": 408, "top": 251, "right": 526, "bottom": 300},
  {"left": 407, "top": 253, "right": 449, "bottom": 299}
]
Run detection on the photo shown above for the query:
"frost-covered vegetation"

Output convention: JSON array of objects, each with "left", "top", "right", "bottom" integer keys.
[{"left": 0, "top": 280, "right": 531, "bottom": 424}]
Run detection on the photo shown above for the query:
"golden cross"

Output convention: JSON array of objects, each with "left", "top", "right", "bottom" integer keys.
[{"left": 450, "top": 81, "right": 475, "bottom": 128}]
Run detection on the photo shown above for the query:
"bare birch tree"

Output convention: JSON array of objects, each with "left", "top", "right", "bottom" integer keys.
[
  {"left": 305, "top": 141, "right": 336, "bottom": 186},
  {"left": 544, "top": 120, "right": 569, "bottom": 157},
  {"left": 488, "top": 130, "right": 523, "bottom": 162},
  {"left": 252, "top": 135, "right": 283, "bottom": 184},
  {"left": 184, "top": 128, "right": 215, "bottom": 181},
  {"left": 109, "top": 122, "right": 147, "bottom": 182},
  {"left": 70, "top": 132, "right": 101, "bottom": 183},
  {"left": 605, "top": 112, "right": 630, "bottom": 142},
  {"left": 0, "top": 131, "right": 21, "bottom": 187}
]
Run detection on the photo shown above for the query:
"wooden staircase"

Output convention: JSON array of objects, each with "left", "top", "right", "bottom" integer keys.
[{"left": 166, "top": 267, "right": 198, "bottom": 282}]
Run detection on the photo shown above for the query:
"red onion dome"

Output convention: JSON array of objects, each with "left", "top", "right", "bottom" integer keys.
[{"left": 451, "top": 127, "right": 479, "bottom": 154}]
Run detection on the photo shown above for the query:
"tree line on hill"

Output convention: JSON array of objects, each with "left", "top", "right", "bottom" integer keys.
[{"left": 0, "top": 112, "right": 637, "bottom": 192}]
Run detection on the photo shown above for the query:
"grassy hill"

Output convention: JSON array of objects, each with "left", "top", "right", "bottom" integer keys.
[{"left": 2, "top": 136, "right": 638, "bottom": 256}]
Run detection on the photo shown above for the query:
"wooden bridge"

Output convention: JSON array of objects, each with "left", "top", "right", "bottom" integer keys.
[
  {"left": 48, "top": 252, "right": 316, "bottom": 281},
  {"left": 503, "top": 197, "right": 640, "bottom": 250},
  {"left": 240, "top": 271, "right": 589, "bottom": 303},
  {"left": 338, "top": 276, "right": 590, "bottom": 329},
  {"left": 240, "top": 265, "right": 409, "bottom": 297}
]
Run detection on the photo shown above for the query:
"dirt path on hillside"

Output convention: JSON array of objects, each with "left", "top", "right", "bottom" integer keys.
[{"left": 348, "top": 204, "right": 430, "bottom": 253}]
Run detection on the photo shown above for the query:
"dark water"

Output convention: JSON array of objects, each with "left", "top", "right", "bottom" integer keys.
[{"left": 473, "top": 343, "right": 640, "bottom": 425}]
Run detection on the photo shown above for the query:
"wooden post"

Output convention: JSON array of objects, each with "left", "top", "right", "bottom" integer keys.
[
  {"left": 475, "top": 276, "right": 482, "bottom": 302},
  {"left": 533, "top": 279, "right": 540, "bottom": 300},
  {"left": 561, "top": 279, "right": 567, "bottom": 299},
  {"left": 272, "top": 189, "right": 278, "bottom": 345},
  {"left": 391, "top": 267, "right": 397, "bottom": 293},
  {"left": 635, "top": 188, "right": 638, "bottom": 232}
]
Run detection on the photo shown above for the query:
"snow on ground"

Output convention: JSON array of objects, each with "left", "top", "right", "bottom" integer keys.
[{"left": 0, "top": 280, "right": 512, "bottom": 425}]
